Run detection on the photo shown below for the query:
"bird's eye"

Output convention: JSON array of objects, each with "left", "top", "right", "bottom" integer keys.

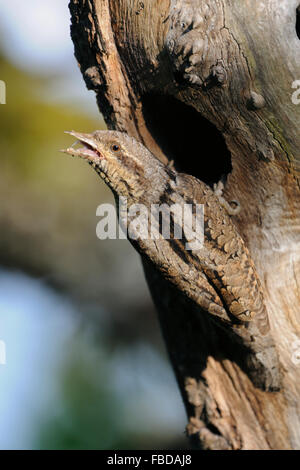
[{"left": 111, "top": 144, "right": 120, "bottom": 152}]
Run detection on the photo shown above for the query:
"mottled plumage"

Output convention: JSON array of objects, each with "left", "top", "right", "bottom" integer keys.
[{"left": 63, "top": 130, "right": 270, "bottom": 336}]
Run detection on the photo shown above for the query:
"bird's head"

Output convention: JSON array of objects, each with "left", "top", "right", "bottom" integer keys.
[{"left": 62, "top": 130, "right": 169, "bottom": 203}]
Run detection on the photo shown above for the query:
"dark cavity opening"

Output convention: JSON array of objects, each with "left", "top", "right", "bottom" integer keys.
[
  {"left": 141, "top": 94, "right": 232, "bottom": 186},
  {"left": 297, "top": 6, "right": 300, "bottom": 39}
]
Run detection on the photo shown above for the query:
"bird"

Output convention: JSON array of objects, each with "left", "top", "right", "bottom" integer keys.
[{"left": 62, "top": 129, "right": 270, "bottom": 337}]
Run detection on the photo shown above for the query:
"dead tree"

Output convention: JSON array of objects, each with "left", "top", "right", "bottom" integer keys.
[{"left": 69, "top": 0, "right": 300, "bottom": 449}]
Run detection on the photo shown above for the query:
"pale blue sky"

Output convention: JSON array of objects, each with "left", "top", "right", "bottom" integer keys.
[
  {"left": 0, "top": 271, "right": 78, "bottom": 449},
  {"left": 0, "top": 0, "right": 99, "bottom": 114},
  {"left": 0, "top": 271, "right": 185, "bottom": 449},
  {"left": 0, "top": 0, "right": 73, "bottom": 73}
]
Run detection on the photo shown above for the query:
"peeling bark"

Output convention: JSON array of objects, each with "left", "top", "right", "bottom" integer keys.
[{"left": 69, "top": 0, "right": 300, "bottom": 449}]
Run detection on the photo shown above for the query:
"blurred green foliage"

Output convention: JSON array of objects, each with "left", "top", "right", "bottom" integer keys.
[
  {"left": 37, "top": 336, "right": 183, "bottom": 450},
  {"left": 37, "top": 338, "right": 140, "bottom": 450},
  {"left": 0, "top": 53, "right": 102, "bottom": 178},
  {"left": 0, "top": 53, "right": 186, "bottom": 450},
  {"left": 0, "top": 52, "right": 132, "bottom": 307}
]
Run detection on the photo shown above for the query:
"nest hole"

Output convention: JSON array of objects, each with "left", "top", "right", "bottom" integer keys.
[
  {"left": 141, "top": 94, "right": 232, "bottom": 186},
  {"left": 297, "top": 6, "right": 300, "bottom": 39}
]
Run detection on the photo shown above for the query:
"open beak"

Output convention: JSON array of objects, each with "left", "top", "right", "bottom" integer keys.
[{"left": 61, "top": 131, "right": 103, "bottom": 164}]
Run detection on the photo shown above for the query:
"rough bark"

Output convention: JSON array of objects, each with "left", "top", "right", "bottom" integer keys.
[{"left": 69, "top": 0, "right": 300, "bottom": 449}]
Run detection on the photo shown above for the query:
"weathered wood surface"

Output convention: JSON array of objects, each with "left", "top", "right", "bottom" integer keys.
[{"left": 69, "top": 0, "right": 300, "bottom": 449}]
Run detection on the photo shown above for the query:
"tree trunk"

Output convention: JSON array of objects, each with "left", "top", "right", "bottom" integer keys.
[{"left": 69, "top": 0, "right": 300, "bottom": 449}]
